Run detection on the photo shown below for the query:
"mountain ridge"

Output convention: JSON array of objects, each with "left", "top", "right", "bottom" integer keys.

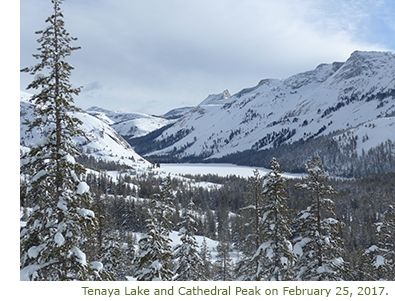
[
  {"left": 20, "top": 50, "right": 395, "bottom": 177},
  {"left": 85, "top": 107, "right": 173, "bottom": 139},
  {"left": 125, "top": 50, "right": 395, "bottom": 176},
  {"left": 20, "top": 95, "right": 151, "bottom": 170}
]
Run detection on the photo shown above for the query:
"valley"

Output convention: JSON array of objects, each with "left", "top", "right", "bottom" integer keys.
[{"left": 78, "top": 51, "right": 395, "bottom": 178}]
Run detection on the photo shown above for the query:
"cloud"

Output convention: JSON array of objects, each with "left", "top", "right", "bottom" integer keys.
[
  {"left": 20, "top": 0, "right": 395, "bottom": 115},
  {"left": 81, "top": 81, "right": 103, "bottom": 93}
]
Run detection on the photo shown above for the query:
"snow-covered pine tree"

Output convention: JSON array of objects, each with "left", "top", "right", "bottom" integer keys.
[
  {"left": 133, "top": 207, "right": 174, "bottom": 281},
  {"left": 355, "top": 203, "right": 395, "bottom": 281},
  {"left": 214, "top": 205, "right": 233, "bottom": 281},
  {"left": 293, "top": 157, "right": 349, "bottom": 281},
  {"left": 200, "top": 237, "right": 214, "bottom": 280},
  {"left": 356, "top": 247, "right": 381, "bottom": 280},
  {"left": 133, "top": 175, "right": 175, "bottom": 281},
  {"left": 99, "top": 231, "right": 130, "bottom": 281},
  {"left": 214, "top": 232, "right": 233, "bottom": 281},
  {"left": 255, "top": 158, "right": 295, "bottom": 280},
  {"left": 368, "top": 204, "right": 395, "bottom": 280},
  {"left": 235, "top": 169, "right": 265, "bottom": 280},
  {"left": 20, "top": 0, "right": 109, "bottom": 281},
  {"left": 153, "top": 174, "right": 176, "bottom": 237},
  {"left": 174, "top": 201, "right": 206, "bottom": 280}
]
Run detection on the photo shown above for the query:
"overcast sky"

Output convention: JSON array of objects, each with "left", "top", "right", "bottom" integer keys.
[{"left": 20, "top": 0, "right": 395, "bottom": 115}]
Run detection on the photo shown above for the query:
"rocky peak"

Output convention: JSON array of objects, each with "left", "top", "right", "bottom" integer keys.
[{"left": 199, "top": 89, "right": 232, "bottom": 106}]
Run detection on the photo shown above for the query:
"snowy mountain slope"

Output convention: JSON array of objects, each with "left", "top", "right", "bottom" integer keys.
[
  {"left": 198, "top": 89, "right": 232, "bottom": 106},
  {"left": 111, "top": 117, "right": 173, "bottom": 139},
  {"left": 86, "top": 106, "right": 152, "bottom": 124},
  {"left": 20, "top": 93, "right": 151, "bottom": 169},
  {"left": 333, "top": 118, "right": 395, "bottom": 156},
  {"left": 138, "top": 51, "right": 395, "bottom": 162},
  {"left": 86, "top": 107, "right": 173, "bottom": 139},
  {"left": 161, "top": 106, "right": 194, "bottom": 119},
  {"left": 157, "top": 91, "right": 231, "bottom": 120}
]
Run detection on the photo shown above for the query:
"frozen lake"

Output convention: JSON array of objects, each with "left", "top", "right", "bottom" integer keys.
[{"left": 159, "top": 163, "right": 303, "bottom": 179}]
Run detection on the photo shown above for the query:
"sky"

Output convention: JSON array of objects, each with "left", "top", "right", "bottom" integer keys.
[{"left": 19, "top": 0, "right": 395, "bottom": 115}]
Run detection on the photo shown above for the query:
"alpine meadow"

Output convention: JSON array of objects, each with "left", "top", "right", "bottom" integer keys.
[{"left": 20, "top": 0, "right": 395, "bottom": 281}]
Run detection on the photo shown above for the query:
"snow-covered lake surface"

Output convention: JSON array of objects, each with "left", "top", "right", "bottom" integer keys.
[{"left": 159, "top": 163, "right": 303, "bottom": 179}]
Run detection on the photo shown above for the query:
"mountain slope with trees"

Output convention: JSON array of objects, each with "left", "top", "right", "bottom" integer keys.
[{"left": 126, "top": 51, "right": 395, "bottom": 177}]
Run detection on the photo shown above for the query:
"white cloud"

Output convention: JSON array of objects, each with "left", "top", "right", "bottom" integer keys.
[{"left": 20, "top": 0, "right": 394, "bottom": 115}]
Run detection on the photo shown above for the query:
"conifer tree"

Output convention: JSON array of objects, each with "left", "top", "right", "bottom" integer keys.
[
  {"left": 367, "top": 204, "right": 395, "bottom": 280},
  {"left": 214, "top": 233, "right": 233, "bottom": 281},
  {"left": 293, "top": 157, "right": 349, "bottom": 280},
  {"left": 214, "top": 207, "right": 233, "bottom": 281},
  {"left": 153, "top": 174, "right": 176, "bottom": 237},
  {"left": 91, "top": 192, "right": 130, "bottom": 280},
  {"left": 235, "top": 169, "right": 265, "bottom": 280},
  {"left": 133, "top": 209, "right": 172, "bottom": 280},
  {"left": 20, "top": 0, "right": 108, "bottom": 280},
  {"left": 133, "top": 175, "right": 175, "bottom": 280},
  {"left": 200, "top": 237, "right": 214, "bottom": 280},
  {"left": 357, "top": 247, "right": 380, "bottom": 280},
  {"left": 257, "top": 158, "right": 295, "bottom": 280},
  {"left": 99, "top": 231, "right": 130, "bottom": 281},
  {"left": 174, "top": 201, "right": 206, "bottom": 280}
]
